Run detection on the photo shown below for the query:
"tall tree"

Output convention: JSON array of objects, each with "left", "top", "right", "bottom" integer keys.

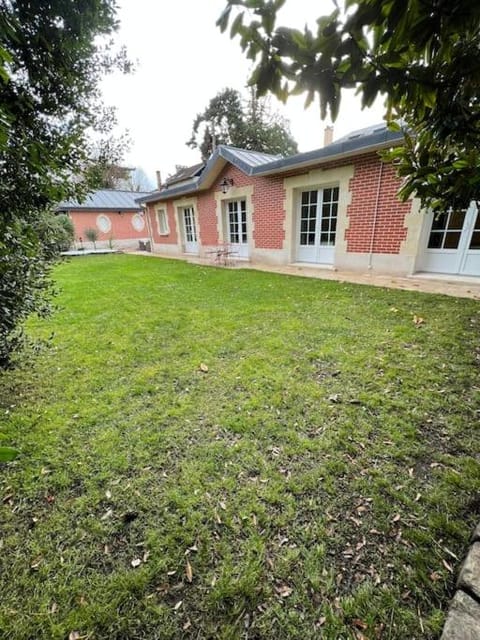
[
  {"left": 188, "top": 87, "right": 298, "bottom": 160},
  {"left": 218, "top": 0, "right": 480, "bottom": 211},
  {"left": 0, "top": 0, "right": 130, "bottom": 367}
]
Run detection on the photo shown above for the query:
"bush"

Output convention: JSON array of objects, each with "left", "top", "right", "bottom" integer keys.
[
  {"left": 0, "top": 216, "right": 56, "bottom": 368},
  {"left": 84, "top": 227, "right": 99, "bottom": 248}
]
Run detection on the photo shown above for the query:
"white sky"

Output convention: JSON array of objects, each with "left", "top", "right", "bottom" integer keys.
[{"left": 100, "top": 0, "right": 385, "bottom": 187}]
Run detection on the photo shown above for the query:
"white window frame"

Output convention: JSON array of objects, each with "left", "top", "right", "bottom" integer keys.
[
  {"left": 131, "top": 213, "right": 145, "bottom": 232},
  {"left": 156, "top": 207, "right": 169, "bottom": 236},
  {"left": 96, "top": 214, "right": 111, "bottom": 234}
]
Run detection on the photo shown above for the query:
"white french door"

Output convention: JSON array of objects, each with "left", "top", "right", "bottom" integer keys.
[
  {"left": 226, "top": 199, "right": 249, "bottom": 259},
  {"left": 421, "top": 201, "right": 480, "bottom": 276},
  {"left": 182, "top": 207, "right": 198, "bottom": 254},
  {"left": 296, "top": 187, "right": 339, "bottom": 264}
]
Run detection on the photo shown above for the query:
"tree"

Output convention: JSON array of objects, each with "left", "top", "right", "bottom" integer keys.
[
  {"left": 218, "top": 1, "right": 480, "bottom": 211},
  {"left": 0, "top": 1, "right": 129, "bottom": 367},
  {"left": 188, "top": 87, "right": 298, "bottom": 160}
]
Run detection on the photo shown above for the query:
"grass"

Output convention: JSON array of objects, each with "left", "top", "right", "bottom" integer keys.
[{"left": 0, "top": 254, "right": 479, "bottom": 640}]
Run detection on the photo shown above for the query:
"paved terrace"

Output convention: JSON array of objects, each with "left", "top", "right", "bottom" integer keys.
[{"left": 129, "top": 250, "right": 480, "bottom": 300}]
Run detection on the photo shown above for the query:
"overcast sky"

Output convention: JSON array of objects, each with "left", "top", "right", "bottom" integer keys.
[{"left": 100, "top": 0, "right": 385, "bottom": 187}]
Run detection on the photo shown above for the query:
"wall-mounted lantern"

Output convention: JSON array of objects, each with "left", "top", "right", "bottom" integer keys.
[{"left": 219, "top": 178, "right": 234, "bottom": 194}]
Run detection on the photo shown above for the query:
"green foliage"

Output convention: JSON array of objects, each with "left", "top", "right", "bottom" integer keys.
[
  {"left": 0, "top": 446, "right": 18, "bottom": 462},
  {"left": 219, "top": 1, "right": 480, "bottom": 210},
  {"left": 0, "top": 217, "right": 56, "bottom": 368},
  {"left": 50, "top": 214, "right": 75, "bottom": 253},
  {"left": 0, "top": 0, "right": 128, "bottom": 367},
  {"left": 188, "top": 87, "right": 298, "bottom": 160},
  {"left": 84, "top": 227, "right": 99, "bottom": 248}
]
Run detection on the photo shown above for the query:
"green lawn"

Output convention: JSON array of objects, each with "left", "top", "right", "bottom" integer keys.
[{"left": 1, "top": 255, "right": 479, "bottom": 639}]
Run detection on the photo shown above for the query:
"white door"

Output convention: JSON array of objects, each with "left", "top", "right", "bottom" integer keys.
[
  {"left": 182, "top": 207, "right": 198, "bottom": 254},
  {"left": 226, "top": 199, "right": 249, "bottom": 259},
  {"left": 421, "top": 201, "right": 480, "bottom": 275},
  {"left": 296, "top": 187, "right": 339, "bottom": 264}
]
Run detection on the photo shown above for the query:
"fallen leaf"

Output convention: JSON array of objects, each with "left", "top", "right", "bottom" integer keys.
[
  {"left": 317, "top": 616, "right": 327, "bottom": 627},
  {"left": 413, "top": 315, "right": 425, "bottom": 326},
  {"left": 69, "top": 633, "right": 81, "bottom": 640},
  {"left": 186, "top": 560, "right": 193, "bottom": 583},
  {"left": 131, "top": 558, "right": 142, "bottom": 568},
  {"left": 183, "top": 620, "right": 191, "bottom": 631},
  {"left": 173, "top": 600, "right": 183, "bottom": 611},
  {"left": 105, "top": 490, "right": 112, "bottom": 499},
  {"left": 352, "top": 618, "right": 368, "bottom": 630},
  {"left": 442, "top": 559, "right": 454, "bottom": 574},
  {"left": 392, "top": 514, "right": 401, "bottom": 523},
  {"left": 101, "top": 509, "right": 113, "bottom": 520},
  {"left": 199, "top": 363, "right": 209, "bottom": 373},
  {"left": 430, "top": 571, "right": 441, "bottom": 582},
  {"left": 276, "top": 584, "right": 293, "bottom": 598}
]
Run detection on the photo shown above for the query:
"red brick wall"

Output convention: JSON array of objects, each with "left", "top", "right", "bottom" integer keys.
[
  {"left": 345, "top": 154, "right": 411, "bottom": 254},
  {"left": 197, "top": 191, "right": 219, "bottom": 245},
  {"left": 69, "top": 210, "right": 147, "bottom": 242},
  {"left": 147, "top": 202, "right": 178, "bottom": 244},
  {"left": 215, "top": 165, "right": 286, "bottom": 250},
  {"left": 144, "top": 152, "right": 411, "bottom": 257}
]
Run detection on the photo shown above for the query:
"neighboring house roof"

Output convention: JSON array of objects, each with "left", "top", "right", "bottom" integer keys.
[
  {"left": 57, "top": 189, "right": 151, "bottom": 212},
  {"left": 165, "top": 163, "right": 204, "bottom": 187},
  {"left": 136, "top": 123, "right": 404, "bottom": 205}
]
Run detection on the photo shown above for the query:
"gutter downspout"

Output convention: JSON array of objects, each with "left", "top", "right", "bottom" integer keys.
[
  {"left": 142, "top": 203, "right": 154, "bottom": 252},
  {"left": 368, "top": 159, "right": 384, "bottom": 270}
]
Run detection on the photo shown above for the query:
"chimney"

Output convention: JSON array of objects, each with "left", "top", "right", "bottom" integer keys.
[
  {"left": 155, "top": 170, "right": 162, "bottom": 190},
  {"left": 324, "top": 125, "right": 334, "bottom": 147}
]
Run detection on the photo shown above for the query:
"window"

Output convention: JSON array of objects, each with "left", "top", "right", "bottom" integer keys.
[
  {"left": 299, "top": 187, "right": 339, "bottom": 247},
  {"left": 300, "top": 190, "right": 318, "bottom": 246},
  {"left": 428, "top": 208, "right": 466, "bottom": 249},
  {"left": 227, "top": 200, "right": 247, "bottom": 244},
  {"left": 96, "top": 214, "right": 111, "bottom": 234},
  {"left": 320, "top": 187, "right": 339, "bottom": 246},
  {"left": 131, "top": 213, "right": 145, "bottom": 232},
  {"left": 469, "top": 211, "right": 480, "bottom": 250},
  {"left": 156, "top": 208, "right": 169, "bottom": 235}
]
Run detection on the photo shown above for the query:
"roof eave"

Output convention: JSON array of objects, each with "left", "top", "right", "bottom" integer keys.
[
  {"left": 56, "top": 206, "right": 143, "bottom": 213},
  {"left": 137, "top": 131, "right": 404, "bottom": 203},
  {"left": 253, "top": 135, "right": 404, "bottom": 177}
]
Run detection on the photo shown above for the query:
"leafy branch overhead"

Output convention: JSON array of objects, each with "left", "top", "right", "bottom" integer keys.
[
  {"left": 0, "top": 0, "right": 130, "bottom": 367},
  {"left": 218, "top": 0, "right": 480, "bottom": 210}
]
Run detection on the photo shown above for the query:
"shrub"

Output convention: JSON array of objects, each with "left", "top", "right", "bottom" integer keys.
[{"left": 85, "top": 227, "right": 99, "bottom": 249}]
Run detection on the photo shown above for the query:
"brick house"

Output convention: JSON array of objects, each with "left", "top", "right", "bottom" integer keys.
[
  {"left": 57, "top": 189, "right": 151, "bottom": 251},
  {"left": 137, "top": 125, "right": 480, "bottom": 277}
]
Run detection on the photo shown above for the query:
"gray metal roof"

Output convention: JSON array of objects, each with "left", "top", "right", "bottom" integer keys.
[
  {"left": 58, "top": 189, "right": 151, "bottom": 211},
  {"left": 136, "top": 124, "right": 404, "bottom": 205},
  {"left": 165, "top": 163, "right": 205, "bottom": 186},
  {"left": 221, "top": 147, "right": 282, "bottom": 167},
  {"left": 334, "top": 123, "right": 391, "bottom": 143}
]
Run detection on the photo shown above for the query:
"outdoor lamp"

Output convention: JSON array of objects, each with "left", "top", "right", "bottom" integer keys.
[{"left": 219, "top": 178, "right": 234, "bottom": 194}]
